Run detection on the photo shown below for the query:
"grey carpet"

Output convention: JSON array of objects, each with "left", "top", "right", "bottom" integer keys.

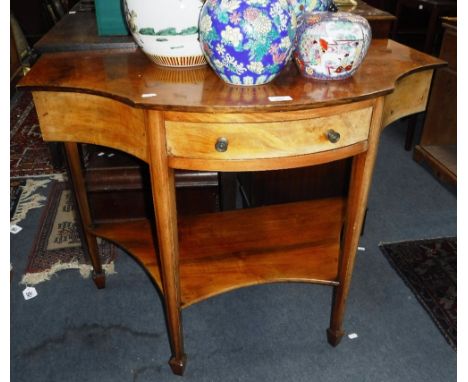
[{"left": 10, "top": 118, "right": 457, "bottom": 382}]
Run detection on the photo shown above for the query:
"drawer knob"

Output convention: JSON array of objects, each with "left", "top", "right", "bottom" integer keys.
[
  {"left": 327, "top": 129, "right": 341, "bottom": 143},
  {"left": 215, "top": 137, "right": 229, "bottom": 152}
]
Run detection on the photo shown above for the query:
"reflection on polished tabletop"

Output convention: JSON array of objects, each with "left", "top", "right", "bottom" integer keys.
[{"left": 22, "top": 39, "right": 443, "bottom": 112}]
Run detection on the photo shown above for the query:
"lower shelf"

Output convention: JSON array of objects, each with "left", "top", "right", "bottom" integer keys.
[
  {"left": 414, "top": 144, "right": 456, "bottom": 185},
  {"left": 91, "top": 197, "right": 345, "bottom": 308}
]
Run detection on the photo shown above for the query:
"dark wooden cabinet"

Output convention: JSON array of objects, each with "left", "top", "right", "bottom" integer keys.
[
  {"left": 11, "top": 0, "right": 79, "bottom": 45},
  {"left": 10, "top": 26, "right": 22, "bottom": 85},
  {"left": 82, "top": 146, "right": 224, "bottom": 222},
  {"left": 391, "top": 0, "right": 456, "bottom": 54},
  {"left": 414, "top": 19, "right": 456, "bottom": 186},
  {"left": 238, "top": 162, "right": 351, "bottom": 208}
]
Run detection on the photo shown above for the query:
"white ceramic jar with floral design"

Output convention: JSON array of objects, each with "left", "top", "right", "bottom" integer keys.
[
  {"left": 294, "top": 12, "right": 371, "bottom": 80},
  {"left": 123, "top": 0, "right": 206, "bottom": 67},
  {"left": 199, "top": 0, "right": 297, "bottom": 86},
  {"left": 289, "top": 0, "right": 335, "bottom": 19}
]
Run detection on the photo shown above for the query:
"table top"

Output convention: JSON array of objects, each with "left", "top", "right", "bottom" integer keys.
[
  {"left": 20, "top": 39, "right": 444, "bottom": 113},
  {"left": 34, "top": 0, "right": 394, "bottom": 53},
  {"left": 441, "top": 16, "right": 457, "bottom": 27},
  {"left": 34, "top": 1, "right": 136, "bottom": 53}
]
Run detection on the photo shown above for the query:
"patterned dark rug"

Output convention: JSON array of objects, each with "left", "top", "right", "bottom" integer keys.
[
  {"left": 10, "top": 90, "right": 64, "bottom": 178},
  {"left": 21, "top": 181, "right": 116, "bottom": 285},
  {"left": 379, "top": 237, "right": 457, "bottom": 350}
]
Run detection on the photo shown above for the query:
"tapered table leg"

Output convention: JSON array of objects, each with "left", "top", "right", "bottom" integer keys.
[
  {"left": 327, "top": 97, "right": 384, "bottom": 346},
  {"left": 63, "top": 142, "right": 105, "bottom": 289},
  {"left": 147, "top": 111, "right": 186, "bottom": 375}
]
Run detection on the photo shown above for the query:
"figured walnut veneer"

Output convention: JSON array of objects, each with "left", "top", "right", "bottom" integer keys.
[
  {"left": 21, "top": 40, "right": 443, "bottom": 113},
  {"left": 33, "top": 92, "right": 149, "bottom": 162},
  {"left": 165, "top": 103, "right": 373, "bottom": 161},
  {"left": 18, "top": 39, "right": 444, "bottom": 376}
]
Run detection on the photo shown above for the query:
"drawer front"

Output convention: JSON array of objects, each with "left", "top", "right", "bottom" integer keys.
[{"left": 165, "top": 106, "right": 373, "bottom": 160}]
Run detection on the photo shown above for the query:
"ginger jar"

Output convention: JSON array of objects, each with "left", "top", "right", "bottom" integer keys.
[
  {"left": 123, "top": 0, "right": 206, "bottom": 67},
  {"left": 289, "top": 0, "right": 336, "bottom": 20},
  {"left": 198, "top": 0, "right": 297, "bottom": 86},
  {"left": 294, "top": 12, "right": 371, "bottom": 80}
]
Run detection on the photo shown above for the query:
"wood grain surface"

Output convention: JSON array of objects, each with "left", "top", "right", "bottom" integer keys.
[
  {"left": 20, "top": 40, "right": 445, "bottom": 113},
  {"left": 33, "top": 91, "right": 148, "bottom": 161},
  {"left": 92, "top": 197, "right": 345, "bottom": 308},
  {"left": 382, "top": 70, "right": 434, "bottom": 128},
  {"left": 165, "top": 107, "right": 373, "bottom": 160}
]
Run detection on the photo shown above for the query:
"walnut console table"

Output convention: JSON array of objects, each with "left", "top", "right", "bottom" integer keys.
[{"left": 19, "top": 39, "right": 443, "bottom": 376}]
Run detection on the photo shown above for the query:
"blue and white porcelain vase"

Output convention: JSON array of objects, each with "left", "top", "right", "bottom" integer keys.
[
  {"left": 198, "top": 0, "right": 297, "bottom": 86},
  {"left": 294, "top": 12, "right": 371, "bottom": 80}
]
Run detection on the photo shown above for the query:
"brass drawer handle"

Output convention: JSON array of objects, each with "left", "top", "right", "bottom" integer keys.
[
  {"left": 327, "top": 129, "right": 341, "bottom": 143},
  {"left": 215, "top": 137, "right": 229, "bottom": 152}
]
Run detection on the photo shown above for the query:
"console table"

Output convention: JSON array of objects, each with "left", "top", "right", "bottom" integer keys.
[{"left": 19, "top": 39, "right": 443, "bottom": 376}]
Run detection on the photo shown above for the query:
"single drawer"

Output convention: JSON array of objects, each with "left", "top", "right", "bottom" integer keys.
[{"left": 165, "top": 106, "right": 373, "bottom": 161}]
